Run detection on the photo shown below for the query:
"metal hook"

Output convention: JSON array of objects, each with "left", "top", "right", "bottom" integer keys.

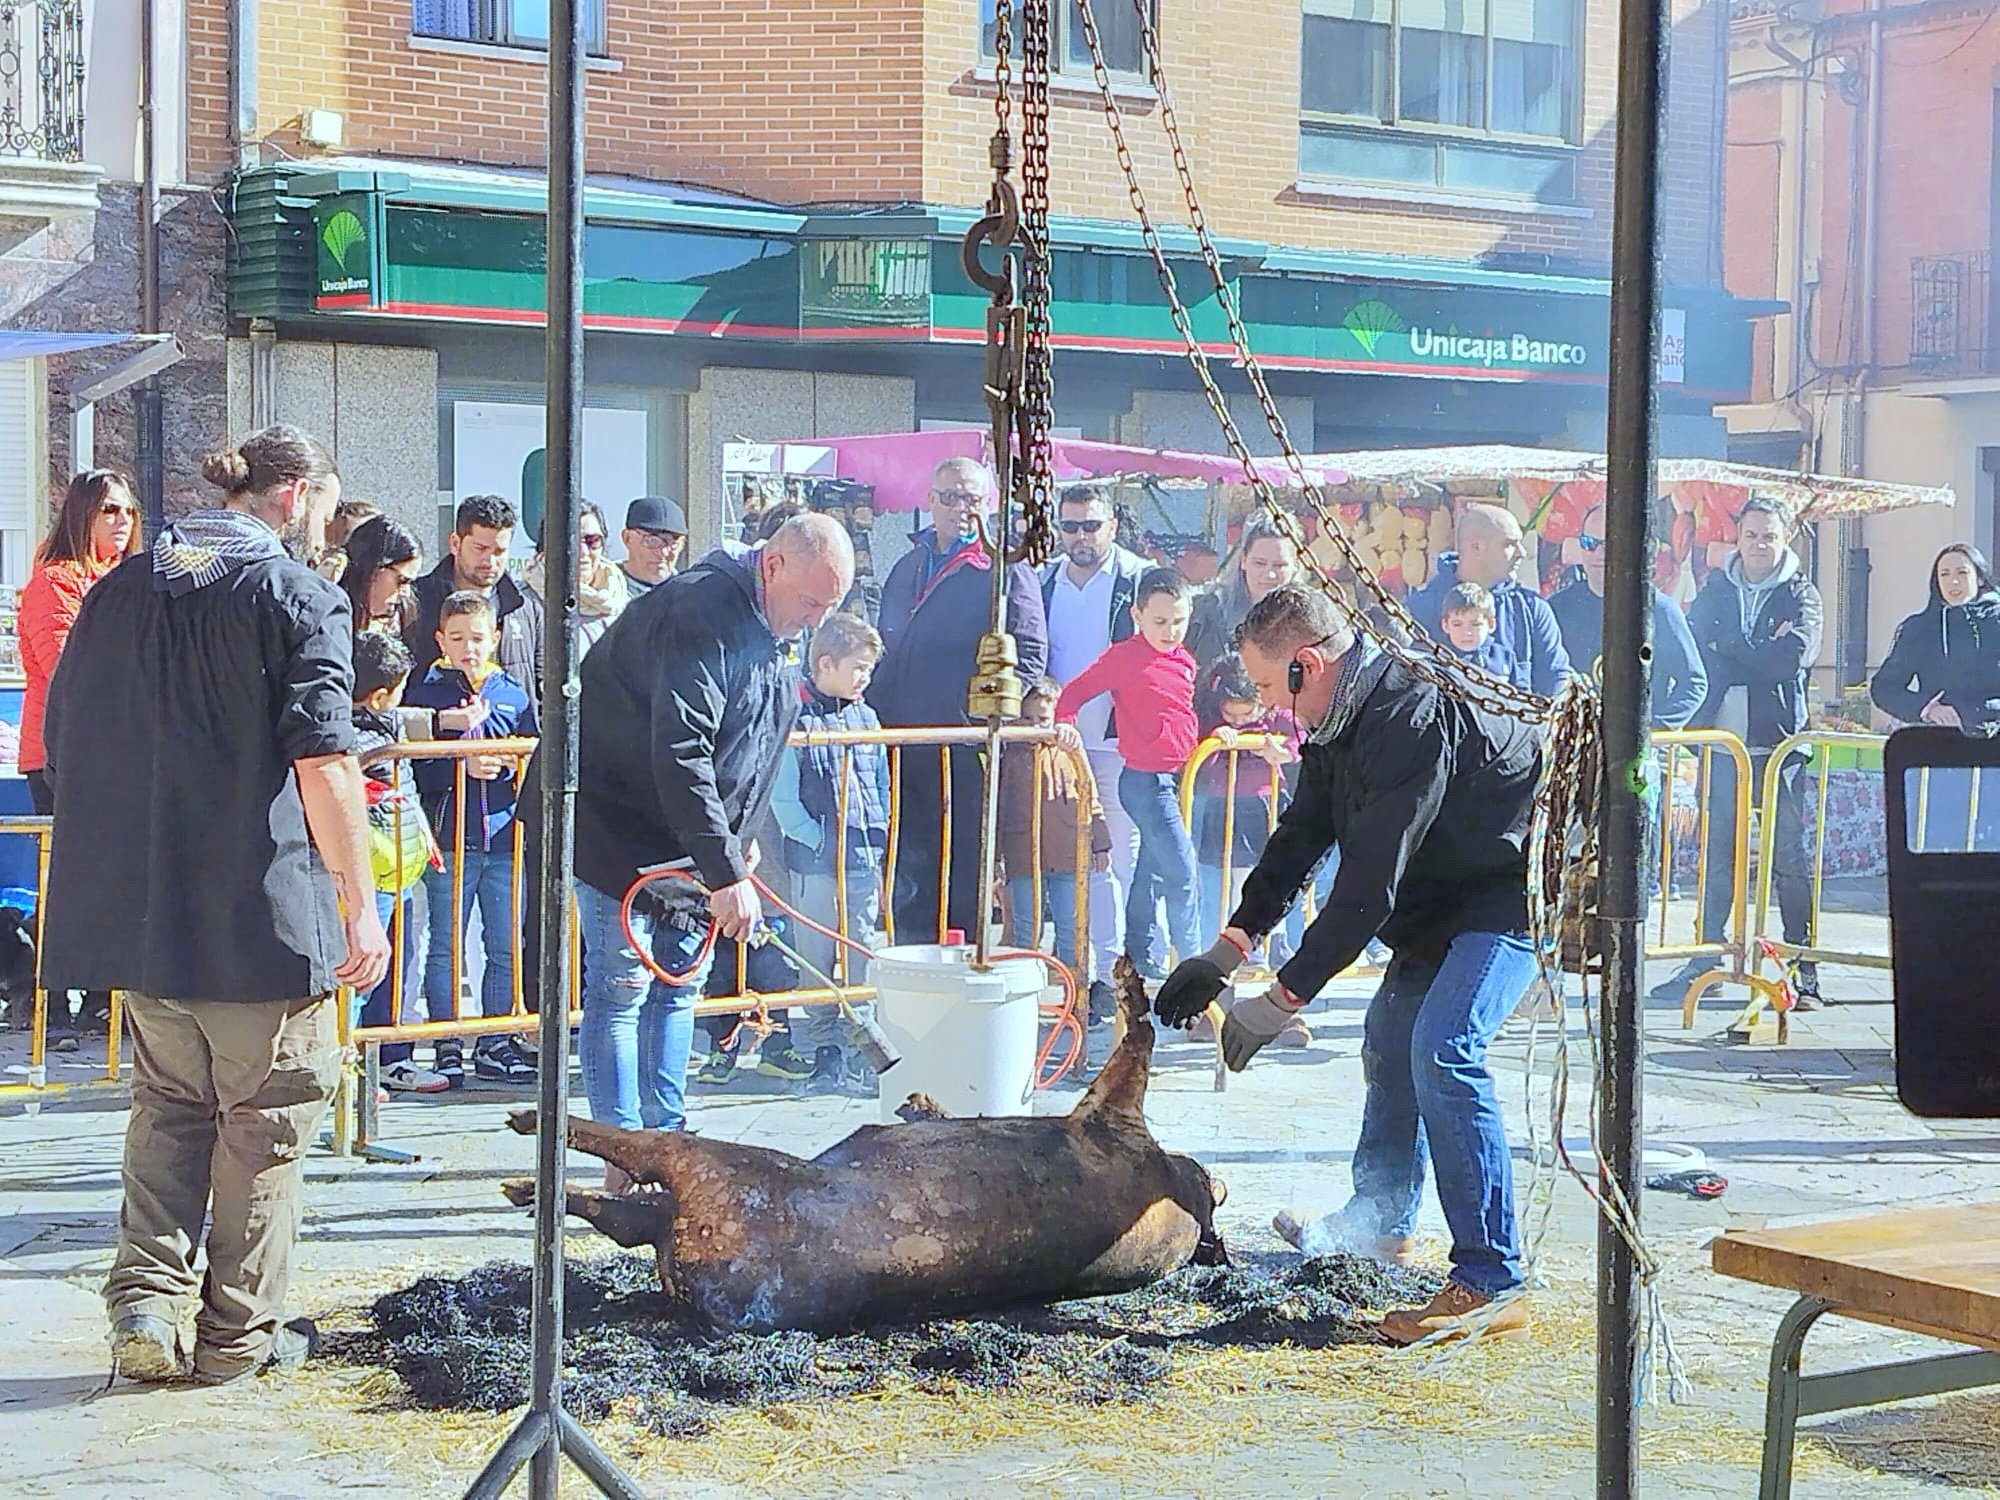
[{"left": 961, "top": 178, "right": 1022, "bottom": 299}]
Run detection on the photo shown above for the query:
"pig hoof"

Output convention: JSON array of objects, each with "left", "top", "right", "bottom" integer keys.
[
  {"left": 506, "top": 1108, "right": 538, "bottom": 1136},
  {"left": 500, "top": 1177, "right": 535, "bottom": 1207},
  {"left": 1210, "top": 1174, "right": 1229, "bottom": 1208}
]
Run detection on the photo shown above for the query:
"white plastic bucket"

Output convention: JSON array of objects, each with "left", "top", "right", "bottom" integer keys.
[{"left": 871, "top": 943, "right": 1045, "bottom": 1123}]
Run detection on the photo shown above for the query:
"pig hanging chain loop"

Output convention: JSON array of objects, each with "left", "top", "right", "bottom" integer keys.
[{"left": 1072, "top": 0, "right": 1680, "bottom": 1400}]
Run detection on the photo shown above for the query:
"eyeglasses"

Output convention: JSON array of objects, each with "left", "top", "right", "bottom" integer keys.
[
  {"left": 932, "top": 489, "right": 982, "bottom": 508},
  {"left": 580, "top": 533, "right": 605, "bottom": 550},
  {"left": 629, "top": 529, "right": 679, "bottom": 551},
  {"left": 1576, "top": 534, "right": 1603, "bottom": 552},
  {"left": 1060, "top": 519, "right": 1106, "bottom": 535}
]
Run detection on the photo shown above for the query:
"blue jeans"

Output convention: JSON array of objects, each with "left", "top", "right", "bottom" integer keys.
[
  {"left": 1007, "top": 871, "right": 1080, "bottom": 971},
  {"left": 1119, "top": 768, "right": 1200, "bottom": 970},
  {"left": 421, "top": 847, "right": 519, "bottom": 1041},
  {"left": 1342, "top": 930, "right": 1539, "bottom": 1296},
  {"left": 359, "top": 887, "right": 426, "bottom": 1066},
  {"left": 576, "top": 879, "right": 713, "bottom": 1132}
]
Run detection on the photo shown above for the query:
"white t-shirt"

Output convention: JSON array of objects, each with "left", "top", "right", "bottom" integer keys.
[{"left": 1047, "top": 561, "right": 1117, "bottom": 748}]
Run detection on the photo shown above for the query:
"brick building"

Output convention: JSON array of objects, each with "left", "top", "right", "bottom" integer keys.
[
  {"left": 1724, "top": 0, "right": 2000, "bottom": 692},
  {"left": 2, "top": 0, "right": 1753, "bottom": 570}
]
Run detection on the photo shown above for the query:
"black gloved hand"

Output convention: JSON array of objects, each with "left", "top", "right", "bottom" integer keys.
[{"left": 1155, "top": 938, "right": 1247, "bottom": 1028}]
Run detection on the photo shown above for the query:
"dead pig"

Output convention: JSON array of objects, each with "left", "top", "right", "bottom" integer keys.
[{"left": 500, "top": 960, "right": 1225, "bottom": 1333}]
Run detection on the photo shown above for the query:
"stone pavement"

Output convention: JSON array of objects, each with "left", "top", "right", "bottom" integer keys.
[{"left": 5, "top": 902, "right": 1999, "bottom": 1497}]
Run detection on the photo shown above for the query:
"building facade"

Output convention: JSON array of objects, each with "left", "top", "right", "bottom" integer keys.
[
  {"left": 10, "top": 0, "right": 1750, "bottom": 570},
  {"left": 1724, "top": 0, "right": 2000, "bottom": 694}
]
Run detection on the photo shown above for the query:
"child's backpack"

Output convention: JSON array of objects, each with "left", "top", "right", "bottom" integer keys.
[{"left": 367, "top": 777, "right": 438, "bottom": 893}]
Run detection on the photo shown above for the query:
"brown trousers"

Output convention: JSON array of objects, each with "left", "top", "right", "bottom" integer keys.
[{"left": 107, "top": 993, "right": 338, "bottom": 1379}]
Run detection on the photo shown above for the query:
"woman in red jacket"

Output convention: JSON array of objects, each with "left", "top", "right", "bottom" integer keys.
[
  {"left": 20, "top": 470, "right": 141, "bottom": 812},
  {"left": 18, "top": 469, "right": 139, "bottom": 1050}
]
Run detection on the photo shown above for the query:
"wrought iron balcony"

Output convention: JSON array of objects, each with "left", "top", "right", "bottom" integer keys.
[
  {"left": 1911, "top": 253, "right": 1996, "bottom": 378},
  {"left": 0, "top": 0, "right": 83, "bottom": 164}
]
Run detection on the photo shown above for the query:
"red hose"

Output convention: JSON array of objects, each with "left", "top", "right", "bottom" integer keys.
[{"left": 619, "top": 869, "right": 1086, "bottom": 1089}]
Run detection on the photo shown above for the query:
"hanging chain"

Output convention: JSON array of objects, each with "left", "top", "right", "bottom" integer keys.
[{"left": 1015, "top": 0, "right": 1058, "bottom": 567}]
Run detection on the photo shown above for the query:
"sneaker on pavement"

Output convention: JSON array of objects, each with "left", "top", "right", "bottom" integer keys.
[
  {"left": 1271, "top": 1208, "right": 1416, "bottom": 1265},
  {"left": 433, "top": 1043, "right": 466, "bottom": 1089},
  {"left": 382, "top": 1060, "right": 451, "bottom": 1094},
  {"left": 109, "top": 1314, "right": 185, "bottom": 1383},
  {"left": 694, "top": 1048, "right": 737, "bottom": 1086},
  {"left": 1647, "top": 956, "right": 1719, "bottom": 1005},
  {"left": 756, "top": 1044, "right": 815, "bottom": 1081},
  {"left": 473, "top": 1041, "right": 536, "bottom": 1084},
  {"left": 809, "top": 1046, "right": 848, "bottom": 1092},
  {"left": 1380, "top": 1282, "right": 1529, "bottom": 1347},
  {"left": 195, "top": 1318, "right": 318, "bottom": 1385},
  {"left": 1789, "top": 959, "right": 1822, "bottom": 1011}
]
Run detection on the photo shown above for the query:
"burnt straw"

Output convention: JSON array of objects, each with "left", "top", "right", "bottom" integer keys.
[{"left": 339, "top": 1252, "right": 1444, "bottom": 1437}]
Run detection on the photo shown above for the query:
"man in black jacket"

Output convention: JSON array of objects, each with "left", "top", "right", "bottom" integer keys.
[
  {"left": 565, "top": 514, "right": 853, "bottom": 1155},
  {"left": 404, "top": 493, "right": 545, "bottom": 716},
  {"left": 869, "top": 457, "right": 1048, "bottom": 940},
  {"left": 1153, "top": 584, "right": 1540, "bottom": 1346},
  {"left": 44, "top": 424, "right": 390, "bottom": 1385},
  {"left": 1652, "top": 499, "right": 1824, "bottom": 1006}
]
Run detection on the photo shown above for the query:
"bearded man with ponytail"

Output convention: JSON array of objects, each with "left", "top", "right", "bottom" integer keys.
[{"left": 41, "top": 423, "right": 391, "bottom": 1386}]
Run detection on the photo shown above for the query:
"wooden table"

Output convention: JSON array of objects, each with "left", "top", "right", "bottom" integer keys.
[{"left": 1712, "top": 1203, "right": 2000, "bottom": 1498}]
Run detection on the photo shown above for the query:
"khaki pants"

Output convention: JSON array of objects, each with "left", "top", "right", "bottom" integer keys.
[{"left": 107, "top": 993, "right": 338, "bottom": 1379}]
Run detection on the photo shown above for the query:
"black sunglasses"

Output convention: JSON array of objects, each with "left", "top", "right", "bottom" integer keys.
[{"left": 1060, "top": 519, "right": 1106, "bottom": 535}]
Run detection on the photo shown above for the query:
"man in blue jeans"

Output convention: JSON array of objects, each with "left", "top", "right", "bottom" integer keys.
[
  {"left": 557, "top": 514, "right": 854, "bottom": 1187},
  {"left": 1155, "top": 583, "right": 1543, "bottom": 1345}
]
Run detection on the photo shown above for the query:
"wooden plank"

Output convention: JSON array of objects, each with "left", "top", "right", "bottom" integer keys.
[{"left": 1712, "top": 1202, "right": 2000, "bottom": 1346}]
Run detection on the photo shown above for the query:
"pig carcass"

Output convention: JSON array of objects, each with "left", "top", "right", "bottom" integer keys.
[{"left": 499, "top": 960, "right": 1225, "bottom": 1333}]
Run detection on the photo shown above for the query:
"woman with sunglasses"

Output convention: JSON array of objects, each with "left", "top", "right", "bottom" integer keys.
[
  {"left": 18, "top": 470, "right": 142, "bottom": 1049},
  {"left": 523, "top": 499, "right": 625, "bottom": 658}
]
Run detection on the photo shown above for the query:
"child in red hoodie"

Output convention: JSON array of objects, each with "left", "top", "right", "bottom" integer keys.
[{"left": 1057, "top": 567, "right": 1200, "bottom": 977}]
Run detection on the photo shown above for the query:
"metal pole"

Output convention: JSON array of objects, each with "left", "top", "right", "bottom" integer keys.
[
  {"left": 464, "top": 2, "right": 638, "bottom": 1496},
  {"left": 137, "top": 0, "right": 163, "bottom": 532},
  {"left": 1598, "top": 0, "right": 1666, "bottom": 1484}
]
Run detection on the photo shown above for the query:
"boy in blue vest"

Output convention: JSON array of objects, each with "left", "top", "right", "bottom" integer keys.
[
  {"left": 769, "top": 611, "right": 890, "bottom": 1092},
  {"left": 406, "top": 590, "right": 539, "bottom": 1087},
  {"left": 1438, "top": 581, "right": 1521, "bottom": 685}
]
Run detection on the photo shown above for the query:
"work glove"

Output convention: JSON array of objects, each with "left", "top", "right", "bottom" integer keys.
[
  {"left": 1221, "top": 983, "right": 1307, "bottom": 1072},
  {"left": 1154, "top": 937, "right": 1247, "bottom": 1029}
]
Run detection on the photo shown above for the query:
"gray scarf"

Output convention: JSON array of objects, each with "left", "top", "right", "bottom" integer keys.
[{"left": 152, "top": 508, "right": 287, "bottom": 596}]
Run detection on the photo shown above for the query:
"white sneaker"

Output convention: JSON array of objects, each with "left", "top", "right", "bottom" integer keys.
[{"left": 382, "top": 1060, "right": 451, "bottom": 1094}]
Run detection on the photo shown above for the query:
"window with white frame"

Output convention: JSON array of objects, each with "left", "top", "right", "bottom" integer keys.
[
  {"left": 979, "top": 0, "right": 1156, "bottom": 83},
  {"left": 1299, "top": 0, "right": 1580, "bottom": 202},
  {"left": 413, "top": 0, "right": 608, "bottom": 54}
]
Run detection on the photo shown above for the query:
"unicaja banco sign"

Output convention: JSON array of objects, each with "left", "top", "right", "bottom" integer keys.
[
  {"left": 1337, "top": 298, "right": 1594, "bottom": 377},
  {"left": 313, "top": 195, "right": 378, "bottom": 308}
]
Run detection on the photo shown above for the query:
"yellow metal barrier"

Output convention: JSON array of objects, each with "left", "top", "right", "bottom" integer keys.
[
  {"left": 1648, "top": 730, "right": 1788, "bottom": 1031},
  {"left": 1178, "top": 733, "right": 1289, "bottom": 972},
  {"left": 0, "top": 815, "right": 126, "bottom": 1101},
  {"left": 1741, "top": 730, "right": 1894, "bottom": 1032}
]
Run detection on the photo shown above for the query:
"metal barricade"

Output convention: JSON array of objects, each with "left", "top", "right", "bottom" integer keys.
[
  {"left": 1649, "top": 729, "right": 1788, "bottom": 1031},
  {"left": 0, "top": 815, "right": 126, "bottom": 1103},
  {"left": 1742, "top": 730, "right": 1894, "bottom": 1031}
]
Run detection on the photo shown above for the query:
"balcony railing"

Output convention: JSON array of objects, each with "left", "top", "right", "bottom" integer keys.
[
  {"left": 0, "top": 0, "right": 83, "bottom": 164},
  {"left": 1911, "top": 253, "right": 1996, "bottom": 378}
]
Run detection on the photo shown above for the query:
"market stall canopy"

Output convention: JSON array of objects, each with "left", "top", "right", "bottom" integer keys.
[
  {"left": 738, "top": 428, "right": 1342, "bottom": 512},
  {"left": 0, "top": 330, "right": 135, "bottom": 360},
  {"left": 1299, "top": 443, "right": 1954, "bottom": 525}
]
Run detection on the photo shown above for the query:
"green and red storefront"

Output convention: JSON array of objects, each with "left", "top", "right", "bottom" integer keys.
[{"left": 227, "top": 155, "right": 1760, "bottom": 548}]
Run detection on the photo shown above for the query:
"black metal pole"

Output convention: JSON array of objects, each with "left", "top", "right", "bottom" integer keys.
[
  {"left": 1598, "top": 0, "right": 1667, "bottom": 1486},
  {"left": 463, "top": 3, "right": 640, "bottom": 1497},
  {"left": 137, "top": 0, "right": 163, "bottom": 532}
]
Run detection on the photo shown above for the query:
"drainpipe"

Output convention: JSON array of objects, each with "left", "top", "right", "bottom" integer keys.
[
  {"left": 1838, "top": 9, "right": 1885, "bottom": 693},
  {"left": 136, "top": 0, "right": 163, "bottom": 532},
  {"left": 230, "top": 0, "right": 258, "bottom": 169}
]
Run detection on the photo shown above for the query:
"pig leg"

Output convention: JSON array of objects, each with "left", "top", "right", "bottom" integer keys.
[
  {"left": 508, "top": 1108, "right": 668, "bottom": 1187},
  {"left": 500, "top": 1177, "right": 673, "bottom": 1248}
]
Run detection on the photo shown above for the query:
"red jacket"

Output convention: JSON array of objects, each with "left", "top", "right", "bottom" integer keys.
[
  {"left": 19, "top": 555, "right": 110, "bottom": 773},
  {"left": 1055, "top": 634, "right": 1199, "bottom": 774}
]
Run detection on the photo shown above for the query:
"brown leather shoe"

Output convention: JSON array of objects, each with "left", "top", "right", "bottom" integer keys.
[
  {"left": 1379, "top": 1281, "right": 1530, "bottom": 1346},
  {"left": 1270, "top": 1208, "right": 1416, "bottom": 1265}
]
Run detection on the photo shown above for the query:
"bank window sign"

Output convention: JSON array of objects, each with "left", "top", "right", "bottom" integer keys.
[{"left": 314, "top": 193, "right": 384, "bottom": 311}]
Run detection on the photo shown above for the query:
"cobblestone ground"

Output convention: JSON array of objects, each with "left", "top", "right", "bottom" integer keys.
[{"left": 5, "top": 894, "right": 1998, "bottom": 1497}]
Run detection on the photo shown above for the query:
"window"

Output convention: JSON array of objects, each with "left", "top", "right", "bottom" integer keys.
[
  {"left": 413, "top": 0, "right": 608, "bottom": 54},
  {"left": 979, "top": 0, "right": 1155, "bottom": 83},
  {"left": 1300, "top": 0, "right": 1578, "bottom": 201}
]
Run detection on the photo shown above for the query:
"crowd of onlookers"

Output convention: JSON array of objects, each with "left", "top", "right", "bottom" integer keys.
[{"left": 22, "top": 448, "right": 2000, "bottom": 1066}]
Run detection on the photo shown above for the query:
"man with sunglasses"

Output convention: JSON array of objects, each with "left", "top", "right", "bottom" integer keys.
[
  {"left": 620, "top": 495, "right": 687, "bottom": 600},
  {"left": 1039, "top": 486, "right": 1149, "bottom": 1016},
  {"left": 870, "top": 456, "right": 1048, "bottom": 940},
  {"left": 1548, "top": 503, "right": 1707, "bottom": 729}
]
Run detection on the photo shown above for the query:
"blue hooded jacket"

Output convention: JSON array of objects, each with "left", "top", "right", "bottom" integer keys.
[{"left": 1407, "top": 552, "right": 1574, "bottom": 697}]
